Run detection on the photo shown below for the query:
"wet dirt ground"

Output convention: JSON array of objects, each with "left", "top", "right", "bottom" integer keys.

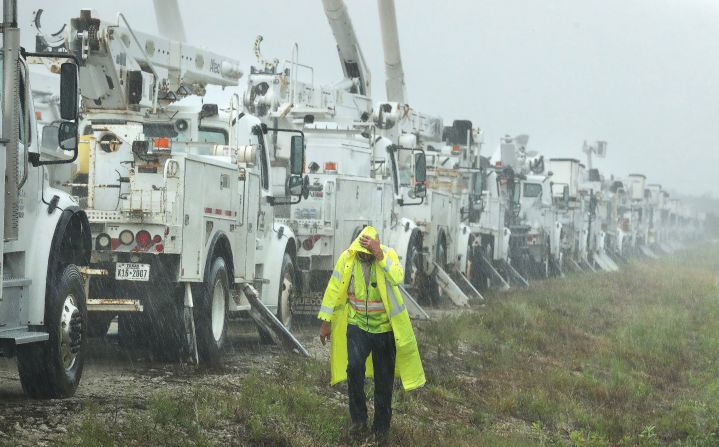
[{"left": 0, "top": 318, "right": 328, "bottom": 446}]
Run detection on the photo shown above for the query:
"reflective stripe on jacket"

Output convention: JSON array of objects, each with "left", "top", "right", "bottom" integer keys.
[
  {"left": 317, "top": 226, "right": 426, "bottom": 391},
  {"left": 347, "top": 260, "right": 392, "bottom": 333}
]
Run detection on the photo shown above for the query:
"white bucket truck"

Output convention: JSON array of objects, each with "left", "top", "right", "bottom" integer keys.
[{"left": 0, "top": 0, "right": 92, "bottom": 397}]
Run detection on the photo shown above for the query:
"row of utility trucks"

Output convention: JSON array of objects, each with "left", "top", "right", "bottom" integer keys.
[{"left": 0, "top": 0, "right": 705, "bottom": 398}]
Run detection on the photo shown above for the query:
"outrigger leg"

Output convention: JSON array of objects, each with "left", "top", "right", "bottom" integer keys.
[
  {"left": 240, "top": 284, "right": 310, "bottom": 357},
  {"left": 183, "top": 283, "right": 199, "bottom": 365}
]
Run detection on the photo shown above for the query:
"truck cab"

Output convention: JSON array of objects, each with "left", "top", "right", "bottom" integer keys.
[{"left": 0, "top": 2, "right": 91, "bottom": 398}]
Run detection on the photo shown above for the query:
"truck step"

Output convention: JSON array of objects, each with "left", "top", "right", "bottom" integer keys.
[
  {"left": 432, "top": 262, "right": 469, "bottom": 307},
  {"left": 239, "top": 284, "right": 309, "bottom": 357},
  {"left": 2, "top": 277, "right": 31, "bottom": 289},
  {"left": 0, "top": 329, "right": 48, "bottom": 344},
  {"left": 398, "top": 285, "right": 430, "bottom": 320}
]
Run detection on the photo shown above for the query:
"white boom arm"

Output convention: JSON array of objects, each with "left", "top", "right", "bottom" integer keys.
[
  {"left": 321, "top": 0, "right": 371, "bottom": 96},
  {"left": 377, "top": 0, "right": 406, "bottom": 104},
  {"left": 60, "top": 10, "right": 242, "bottom": 110},
  {"left": 152, "top": 0, "right": 187, "bottom": 42}
]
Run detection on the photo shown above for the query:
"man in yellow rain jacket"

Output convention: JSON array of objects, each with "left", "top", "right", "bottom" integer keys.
[{"left": 318, "top": 226, "right": 425, "bottom": 444}]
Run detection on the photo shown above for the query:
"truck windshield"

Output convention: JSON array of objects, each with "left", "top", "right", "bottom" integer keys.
[
  {"left": 142, "top": 124, "right": 228, "bottom": 146},
  {"left": 523, "top": 182, "right": 542, "bottom": 198},
  {"left": 198, "top": 127, "right": 228, "bottom": 145}
]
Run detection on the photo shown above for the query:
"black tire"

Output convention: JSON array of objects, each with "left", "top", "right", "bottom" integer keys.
[
  {"left": 259, "top": 253, "right": 298, "bottom": 344},
  {"left": 17, "top": 265, "right": 86, "bottom": 399},
  {"left": 436, "top": 233, "right": 448, "bottom": 270},
  {"left": 277, "top": 253, "right": 296, "bottom": 329},
  {"left": 195, "top": 257, "right": 229, "bottom": 364},
  {"left": 404, "top": 230, "right": 422, "bottom": 287},
  {"left": 86, "top": 313, "right": 114, "bottom": 338}
]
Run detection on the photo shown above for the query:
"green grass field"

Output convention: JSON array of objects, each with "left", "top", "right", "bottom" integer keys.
[{"left": 57, "top": 247, "right": 719, "bottom": 446}]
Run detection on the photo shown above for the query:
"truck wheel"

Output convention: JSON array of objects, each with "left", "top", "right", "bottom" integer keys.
[
  {"left": 436, "top": 235, "right": 448, "bottom": 270},
  {"left": 195, "top": 257, "right": 229, "bottom": 364},
  {"left": 17, "top": 265, "right": 86, "bottom": 399},
  {"left": 277, "top": 253, "right": 296, "bottom": 329},
  {"left": 404, "top": 230, "right": 422, "bottom": 287}
]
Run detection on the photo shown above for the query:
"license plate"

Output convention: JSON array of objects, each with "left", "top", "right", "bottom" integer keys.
[{"left": 115, "top": 263, "right": 150, "bottom": 281}]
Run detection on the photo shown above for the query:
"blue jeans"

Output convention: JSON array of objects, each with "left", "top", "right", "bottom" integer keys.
[{"left": 346, "top": 323, "right": 396, "bottom": 434}]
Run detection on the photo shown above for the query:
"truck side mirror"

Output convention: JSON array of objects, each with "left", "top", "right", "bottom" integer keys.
[
  {"left": 414, "top": 151, "right": 426, "bottom": 183},
  {"left": 60, "top": 62, "right": 78, "bottom": 120},
  {"left": 58, "top": 121, "right": 78, "bottom": 151},
  {"left": 290, "top": 135, "right": 305, "bottom": 175},
  {"left": 41, "top": 123, "right": 60, "bottom": 150},
  {"left": 287, "top": 175, "right": 303, "bottom": 196},
  {"left": 413, "top": 151, "right": 427, "bottom": 198}
]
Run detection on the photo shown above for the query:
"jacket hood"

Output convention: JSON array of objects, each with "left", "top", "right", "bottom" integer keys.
[{"left": 349, "top": 226, "right": 379, "bottom": 255}]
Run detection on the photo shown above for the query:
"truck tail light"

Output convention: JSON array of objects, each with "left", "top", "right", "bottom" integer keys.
[
  {"left": 96, "top": 233, "right": 111, "bottom": 250},
  {"left": 302, "top": 235, "right": 321, "bottom": 251},
  {"left": 324, "top": 162, "right": 337, "bottom": 172},
  {"left": 154, "top": 137, "right": 171, "bottom": 149},
  {"left": 452, "top": 145, "right": 461, "bottom": 154},
  {"left": 119, "top": 230, "right": 134, "bottom": 245},
  {"left": 136, "top": 230, "right": 152, "bottom": 247}
]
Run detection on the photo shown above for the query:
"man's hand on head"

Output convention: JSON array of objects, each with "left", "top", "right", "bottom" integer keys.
[{"left": 360, "top": 235, "right": 384, "bottom": 261}]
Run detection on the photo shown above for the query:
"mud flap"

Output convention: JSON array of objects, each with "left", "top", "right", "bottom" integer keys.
[
  {"left": 432, "top": 262, "right": 470, "bottom": 307},
  {"left": 241, "top": 284, "right": 309, "bottom": 357},
  {"left": 399, "top": 285, "right": 430, "bottom": 320}
]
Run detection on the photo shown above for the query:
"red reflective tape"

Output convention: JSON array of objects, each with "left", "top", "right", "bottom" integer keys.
[
  {"left": 215, "top": 208, "right": 222, "bottom": 215},
  {"left": 224, "top": 210, "right": 233, "bottom": 216},
  {"left": 204, "top": 207, "right": 212, "bottom": 214}
]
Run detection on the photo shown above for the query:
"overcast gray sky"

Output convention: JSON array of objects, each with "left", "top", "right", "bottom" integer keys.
[{"left": 22, "top": 0, "right": 719, "bottom": 197}]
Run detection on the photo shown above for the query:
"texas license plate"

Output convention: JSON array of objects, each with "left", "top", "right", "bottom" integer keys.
[{"left": 115, "top": 263, "right": 150, "bottom": 281}]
